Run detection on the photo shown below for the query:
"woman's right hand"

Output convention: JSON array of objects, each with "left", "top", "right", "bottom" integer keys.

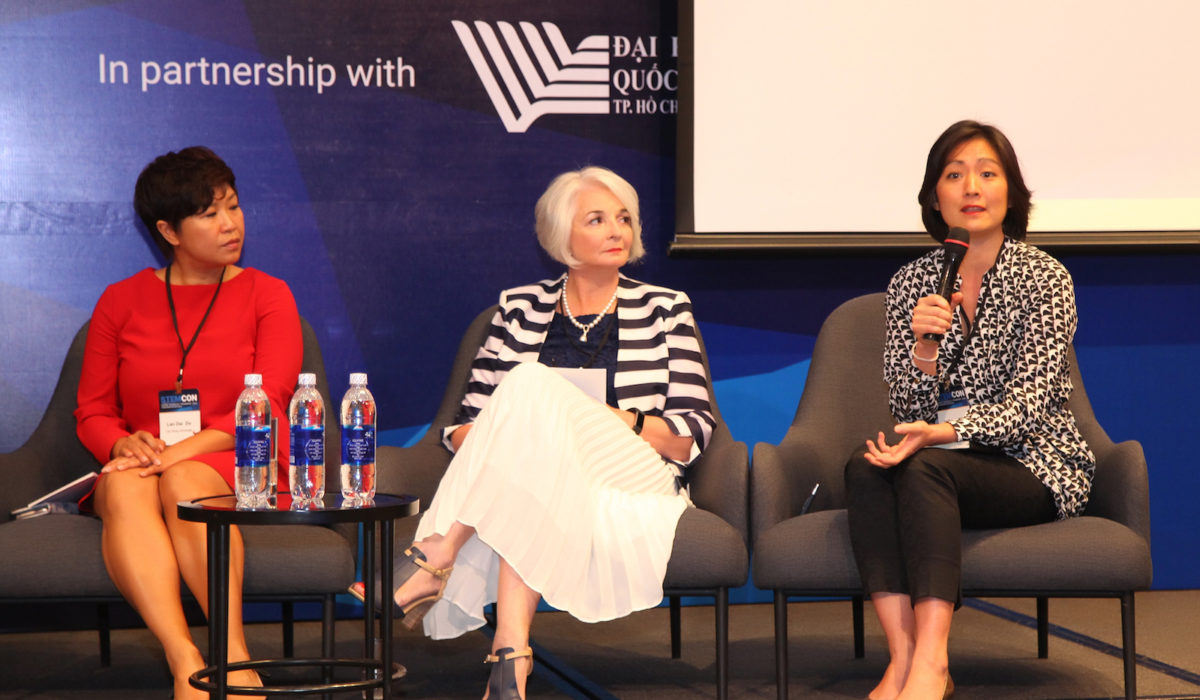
[
  {"left": 449, "top": 424, "right": 473, "bottom": 452},
  {"left": 107, "top": 431, "right": 165, "bottom": 470},
  {"left": 864, "top": 421, "right": 957, "bottom": 468},
  {"left": 910, "top": 292, "right": 962, "bottom": 342}
]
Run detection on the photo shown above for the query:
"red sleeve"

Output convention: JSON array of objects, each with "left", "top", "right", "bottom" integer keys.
[
  {"left": 75, "top": 283, "right": 131, "bottom": 465},
  {"left": 206, "top": 274, "right": 302, "bottom": 457}
]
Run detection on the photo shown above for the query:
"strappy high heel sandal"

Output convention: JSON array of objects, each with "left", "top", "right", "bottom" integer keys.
[
  {"left": 347, "top": 546, "right": 453, "bottom": 629},
  {"left": 485, "top": 647, "right": 533, "bottom": 700}
]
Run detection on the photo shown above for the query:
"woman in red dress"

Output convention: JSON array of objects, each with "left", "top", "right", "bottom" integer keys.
[{"left": 75, "top": 147, "right": 301, "bottom": 699}]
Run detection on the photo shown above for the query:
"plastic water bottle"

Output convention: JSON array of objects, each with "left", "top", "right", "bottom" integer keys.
[
  {"left": 234, "top": 373, "right": 272, "bottom": 509},
  {"left": 340, "top": 372, "right": 376, "bottom": 506},
  {"left": 288, "top": 373, "right": 325, "bottom": 508}
]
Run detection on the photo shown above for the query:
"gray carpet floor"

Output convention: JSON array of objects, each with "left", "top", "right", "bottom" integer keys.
[{"left": 1, "top": 590, "right": 1198, "bottom": 699}]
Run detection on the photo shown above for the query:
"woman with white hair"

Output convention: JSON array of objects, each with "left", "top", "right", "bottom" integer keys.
[{"left": 350, "top": 166, "right": 713, "bottom": 699}]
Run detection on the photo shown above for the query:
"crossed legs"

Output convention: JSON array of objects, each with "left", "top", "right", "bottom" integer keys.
[
  {"left": 395, "top": 522, "right": 537, "bottom": 699},
  {"left": 94, "top": 462, "right": 262, "bottom": 700}
]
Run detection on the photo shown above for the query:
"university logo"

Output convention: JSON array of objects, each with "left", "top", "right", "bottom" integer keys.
[{"left": 452, "top": 20, "right": 610, "bottom": 133}]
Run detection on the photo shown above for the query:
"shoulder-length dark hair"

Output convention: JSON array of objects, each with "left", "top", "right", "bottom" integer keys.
[{"left": 917, "top": 120, "right": 1032, "bottom": 242}]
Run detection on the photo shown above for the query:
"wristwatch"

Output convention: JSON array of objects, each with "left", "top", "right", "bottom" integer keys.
[{"left": 627, "top": 407, "right": 646, "bottom": 435}]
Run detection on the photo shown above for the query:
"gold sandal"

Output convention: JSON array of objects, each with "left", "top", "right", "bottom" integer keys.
[{"left": 346, "top": 546, "right": 452, "bottom": 629}]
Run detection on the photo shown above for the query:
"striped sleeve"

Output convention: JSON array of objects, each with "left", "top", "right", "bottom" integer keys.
[
  {"left": 440, "top": 282, "right": 557, "bottom": 450},
  {"left": 616, "top": 286, "right": 714, "bottom": 465}
]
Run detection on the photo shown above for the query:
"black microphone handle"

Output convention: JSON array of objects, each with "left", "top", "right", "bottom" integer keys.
[{"left": 921, "top": 251, "right": 966, "bottom": 343}]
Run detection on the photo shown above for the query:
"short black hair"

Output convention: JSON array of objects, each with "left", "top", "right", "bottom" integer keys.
[
  {"left": 133, "top": 146, "right": 237, "bottom": 259},
  {"left": 917, "top": 120, "right": 1032, "bottom": 243}
]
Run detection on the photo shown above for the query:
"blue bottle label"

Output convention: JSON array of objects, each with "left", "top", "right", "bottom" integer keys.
[
  {"left": 290, "top": 425, "right": 324, "bottom": 467},
  {"left": 341, "top": 426, "right": 375, "bottom": 466},
  {"left": 235, "top": 425, "right": 272, "bottom": 467}
]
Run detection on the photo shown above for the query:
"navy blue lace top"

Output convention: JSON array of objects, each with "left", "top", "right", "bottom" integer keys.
[{"left": 537, "top": 311, "right": 618, "bottom": 406}]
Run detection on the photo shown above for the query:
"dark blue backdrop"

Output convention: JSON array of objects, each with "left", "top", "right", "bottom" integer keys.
[{"left": 1, "top": 1, "right": 1195, "bottom": 592}]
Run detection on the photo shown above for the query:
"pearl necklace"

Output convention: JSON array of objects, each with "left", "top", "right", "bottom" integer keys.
[{"left": 561, "top": 273, "right": 619, "bottom": 342}]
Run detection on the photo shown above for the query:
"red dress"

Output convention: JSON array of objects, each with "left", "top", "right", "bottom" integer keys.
[{"left": 75, "top": 267, "right": 302, "bottom": 490}]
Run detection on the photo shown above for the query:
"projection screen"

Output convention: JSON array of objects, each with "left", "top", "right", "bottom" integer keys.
[{"left": 674, "top": 0, "right": 1200, "bottom": 251}]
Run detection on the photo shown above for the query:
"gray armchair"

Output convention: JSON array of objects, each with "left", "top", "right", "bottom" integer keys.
[
  {"left": 376, "top": 306, "right": 749, "bottom": 699},
  {"left": 751, "top": 293, "right": 1152, "bottom": 700},
  {"left": 0, "top": 318, "right": 357, "bottom": 663}
]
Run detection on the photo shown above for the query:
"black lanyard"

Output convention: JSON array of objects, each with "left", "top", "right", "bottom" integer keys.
[
  {"left": 166, "top": 265, "right": 226, "bottom": 391},
  {"left": 939, "top": 241, "right": 1004, "bottom": 386}
]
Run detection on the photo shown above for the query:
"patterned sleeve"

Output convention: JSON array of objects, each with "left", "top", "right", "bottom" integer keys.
[
  {"left": 657, "top": 291, "right": 715, "bottom": 464},
  {"left": 882, "top": 260, "right": 941, "bottom": 424},
  {"left": 950, "top": 258, "right": 1078, "bottom": 447}
]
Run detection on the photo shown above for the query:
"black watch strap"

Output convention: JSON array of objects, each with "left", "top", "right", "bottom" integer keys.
[{"left": 628, "top": 407, "right": 646, "bottom": 435}]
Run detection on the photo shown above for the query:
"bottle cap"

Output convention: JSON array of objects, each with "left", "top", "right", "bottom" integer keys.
[
  {"left": 298, "top": 373, "right": 317, "bottom": 386},
  {"left": 244, "top": 373, "right": 263, "bottom": 386},
  {"left": 349, "top": 372, "right": 368, "bottom": 385}
]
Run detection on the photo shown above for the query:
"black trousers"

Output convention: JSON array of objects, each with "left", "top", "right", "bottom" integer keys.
[{"left": 845, "top": 447, "right": 1056, "bottom": 606}]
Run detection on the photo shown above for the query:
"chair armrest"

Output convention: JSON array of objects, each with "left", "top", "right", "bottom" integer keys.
[
  {"left": 750, "top": 441, "right": 792, "bottom": 546},
  {"left": 687, "top": 432, "right": 749, "bottom": 548},
  {"left": 0, "top": 447, "right": 38, "bottom": 517},
  {"left": 0, "top": 444, "right": 72, "bottom": 519},
  {"left": 375, "top": 443, "right": 452, "bottom": 513},
  {"left": 1083, "top": 439, "right": 1151, "bottom": 546}
]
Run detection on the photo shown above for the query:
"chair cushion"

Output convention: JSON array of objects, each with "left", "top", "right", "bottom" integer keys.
[
  {"left": 0, "top": 515, "right": 356, "bottom": 599},
  {"left": 0, "top": 515, "right": 118, "bottom": 597},
  {"left": 663, "top": 506, "right": 749, "bottom": 589},
  {"left": 754, "top": 510, "right": 1152, "bottom": 594},
  {"left": 241, "top": 525, "right": 356, "bottom": 595},
  {"left": 753, "top": 509, "right": 861, "bottom": 591},
  {"left": 961, "top": 516, "right": 1152, "bottom": 592}
]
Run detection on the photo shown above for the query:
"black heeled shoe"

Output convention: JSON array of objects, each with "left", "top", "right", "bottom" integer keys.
[
  {"left": 347, "top": 546, "right": 453, "bottom": 629},
  {"left": 485, "top": 647, "right": 533, "bottom": 700}
]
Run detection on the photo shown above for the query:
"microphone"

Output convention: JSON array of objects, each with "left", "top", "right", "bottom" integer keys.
[{"left": 922, "top": 227, "right": 970, "bottom": 343}]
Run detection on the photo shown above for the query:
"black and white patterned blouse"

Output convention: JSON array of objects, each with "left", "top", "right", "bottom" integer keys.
[{"left": 884, "top": 237, "right": 1095, "bottom": 518}]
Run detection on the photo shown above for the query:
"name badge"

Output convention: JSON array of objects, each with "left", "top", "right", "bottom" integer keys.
[
  {"left": 552, "top": 367, "right": 606, "bottom": 402},
  {"left": 159, "top": 388, "right": 201, "bottom": 446},
  {"left": 932, "top": 386, "right": 969, "bottom": 450}
]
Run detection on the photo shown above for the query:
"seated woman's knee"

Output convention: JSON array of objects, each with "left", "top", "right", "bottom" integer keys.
[
  {"left": 158, "top": 460, "right": 227, "bottom": 503},
  {"left": 507, "top": 361, "right": 553, "bottom": 385},
  {"left": 845, "top": 450, "right": 880, "bottom": 486},
  {"left": 93, "top": 469, "right": 160, "bottom": 516},
  {"left": 894, "top": 449, "right": 956, "bottom": 488}
]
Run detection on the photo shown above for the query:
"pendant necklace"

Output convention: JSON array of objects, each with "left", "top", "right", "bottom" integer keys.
[{"left": 561, "top": 272, "right": 618, "bottom": 342}]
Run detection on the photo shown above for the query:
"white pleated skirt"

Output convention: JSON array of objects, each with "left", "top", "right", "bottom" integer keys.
[{"left": 415, "top": 362, "right": 689, "bottom": 640}]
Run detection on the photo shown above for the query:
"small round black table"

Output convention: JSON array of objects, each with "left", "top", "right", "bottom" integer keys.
[{"left": 178, "top": 492, "right": 418, "bottom": 699}]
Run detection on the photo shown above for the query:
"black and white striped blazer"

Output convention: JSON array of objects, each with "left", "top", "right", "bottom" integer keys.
[{"left": 441, "top": 273, "right": 715, "bottom": 467}]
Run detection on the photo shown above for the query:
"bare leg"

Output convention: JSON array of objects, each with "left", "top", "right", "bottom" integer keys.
[
  {"left": 160, "top": 461, "right": 263, "bottom": 697},
  {"left": 392, "top": 520, "right": 476, "bottom": 609},
  {"left": 483, "top": 558, "right": 539, "bottom": 700},
  {"left": 897, "top": 597, "right": 952, "bottom": 700},
  {"left": 94, "top": 470, "right": 207, "bottom": 700},
  {"left": 867, "top": 593, "right": 916, "bottom": 700}
]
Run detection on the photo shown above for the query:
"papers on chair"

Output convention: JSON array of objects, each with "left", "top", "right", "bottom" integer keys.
[{"left": 10, "top": 472, "right": 97, "bottom": 519}]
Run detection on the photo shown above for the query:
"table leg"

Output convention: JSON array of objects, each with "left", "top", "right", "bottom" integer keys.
[
  {"left": 207, "top": 522, "right": 231, "bottom": 700},
  {"left": 362, "top": 522, "right": 376, "bottom": 690},
  {"left": 381, "top": 519, "right": 395, "bottom": 698}
]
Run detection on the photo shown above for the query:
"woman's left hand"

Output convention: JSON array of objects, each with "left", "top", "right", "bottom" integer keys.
[
  {"left": 101, "top": 454, "right": 171, "bottom": 477},
  {"left": 610, "top": 406, "right": 694, "bottom": 463},
  {"left": 101, "top": 429, "right": 235, "bottom": 477},
  {"left": 864, "top": 420, "right": 957, "bottom": 468}
]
